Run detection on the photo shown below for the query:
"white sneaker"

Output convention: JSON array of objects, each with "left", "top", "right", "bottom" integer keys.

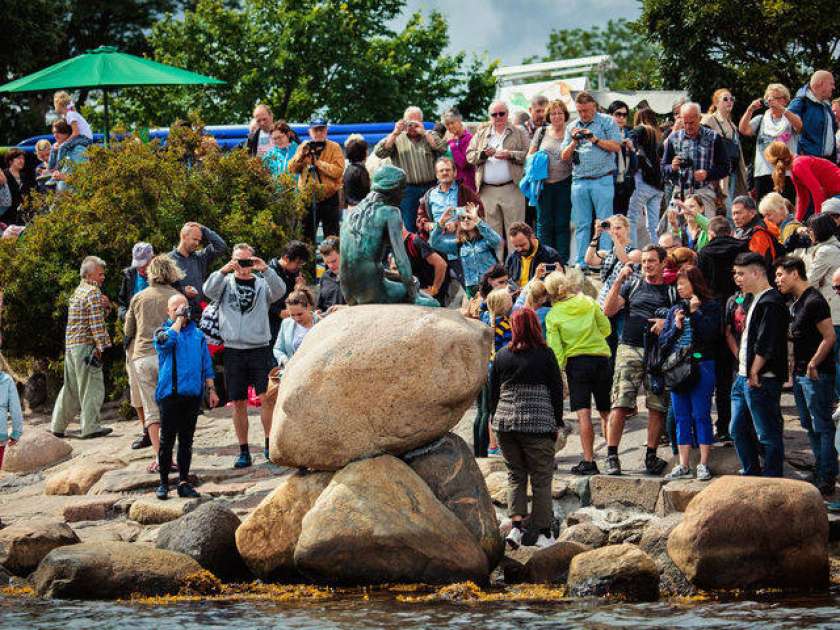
[
  {"left": 535, "top": 533, "right": 556, "bottom": 549},
  {"left": 696, "top": 463, "right": 712, "bottom": 481},
  {"left": 505, "top": 526, "right": 524, "bottom": 549},
  {"left": 665, "top": 464, "right": 692, "bottom": 480}
]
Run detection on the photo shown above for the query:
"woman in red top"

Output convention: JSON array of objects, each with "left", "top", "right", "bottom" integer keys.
[{"left": 765, "top": 141, "right": 840, "bottom": 221}]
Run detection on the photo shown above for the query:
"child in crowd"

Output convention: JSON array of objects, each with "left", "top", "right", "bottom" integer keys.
[
  {"left": 480, "top": 288, "right": 513, "bottom": 457},
  {"left": 513, "top": 277, "right": 551, "bottom": 336},
  {"left": 430, "top": 202, "right": 501, "bottom": 298},
  {"left": 0, "top": 353, "right": 23, "bottom": 470}
]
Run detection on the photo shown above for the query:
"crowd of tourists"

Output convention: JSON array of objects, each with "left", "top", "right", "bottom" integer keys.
[{"left": 2, "top": 72, "right": 840, "bottom": 543}]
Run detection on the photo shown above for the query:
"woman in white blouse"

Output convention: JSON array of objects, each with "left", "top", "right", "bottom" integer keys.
[{"left": 273, "top": 287, "right": 320, "bottom": 368}]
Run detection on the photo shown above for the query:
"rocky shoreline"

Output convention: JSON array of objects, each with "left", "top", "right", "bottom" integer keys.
[{"left": 2, "top": 306, "right": 840, "bottom": 603}]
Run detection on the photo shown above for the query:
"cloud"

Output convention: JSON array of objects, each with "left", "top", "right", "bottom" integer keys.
[{"left": 394, "top": 0, "right": 643, "bottom": 65}]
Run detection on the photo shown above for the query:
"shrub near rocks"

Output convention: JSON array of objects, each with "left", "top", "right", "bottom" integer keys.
[{"left": 667, "top": 476, "right": 829, "bottom": 591}]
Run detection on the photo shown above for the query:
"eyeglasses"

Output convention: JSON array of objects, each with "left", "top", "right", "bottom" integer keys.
[
  {"left": 833, "top": 284, "right": 840, "bottom": 292},
  {"left": 490, "top": 112, "right": 507, "bottom": 118},
  {"left": 721, "top": 96, "right": 735, "bottom": 102},
  {"left": 614, "top": 111, "right": 628, "bottom": 117}
]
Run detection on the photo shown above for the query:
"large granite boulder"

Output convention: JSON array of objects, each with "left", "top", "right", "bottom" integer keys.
[
  {"left": 294, "top": 455, "right": 489, "bottom": 585},
  {"left": 0, "top": 518, "right": 80, "bottom": 576},
  {"left": 567, "top": 544, "right": 659, "bottom": 601},
  {"left": 1, "top": 429, "right": 72, "bottom": 473},
  {"left": 157, "top": 502, "right": 250, "bottom": 582},
  {"left": 667, "top": 476, "right": 829, "bottom": 590},
  {"left": 403, "top": 433, "right": 503, "bottom": 569},
  {"left": 269, "top": 305, "right": 491, "bottom": 470},
  {"left": 45, "top": 459, "right": 125, "bottom": 496},
  {"left": 32, "top": 541, "right": 204, "bottom": 599},
  {"left": 235, "top": 470, "right": 333, "bottom": 581}
]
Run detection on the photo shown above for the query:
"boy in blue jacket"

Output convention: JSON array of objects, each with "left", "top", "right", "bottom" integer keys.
[{"left": 153, "top": 294, "right": 218, "bottom": 500}]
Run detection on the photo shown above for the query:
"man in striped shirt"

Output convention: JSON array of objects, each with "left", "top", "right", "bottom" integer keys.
[
  {"left": 374, "top": 106, "right": 447, "bottom": 232},
  {"left": 51, "top": 256, "right": 113, "bottom": 439}
]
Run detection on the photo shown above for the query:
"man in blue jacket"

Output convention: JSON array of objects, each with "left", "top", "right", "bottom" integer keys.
[
  {"left": 153, "top": 294, "right": 218, "bottom": 500},
  {"left": 789, "top": 71, "right": 837, "bottom": 161}
]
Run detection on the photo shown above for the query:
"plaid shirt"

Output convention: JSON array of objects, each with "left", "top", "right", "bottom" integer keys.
[{"left": 65, "top": 280, "right": 111, "bottom": 352}]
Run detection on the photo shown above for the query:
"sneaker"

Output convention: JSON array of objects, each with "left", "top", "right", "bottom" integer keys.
[
  {"left": 714, "top": 431, "right": 733, "bottom": 444},
  {"left": 131, "top": 432, "right": 152, "bottom": 450},
  {"left": 80, "top": 427, "right": 113, "bottom": 439},
  {"left": 233, "top": 452, "right": 253, "bottom": 469},
  {"left": 50, "top": 431, "right": 65, "bottom": 438},
  {"left": 570, "top": 460, "right": 600, "bottom": 475},
  {"left": 645, "top": 453, "right": 667, "bottom": 476},
  {"left": 488, "top": 447, "right": 502, "bottom": 458},
  {"left": 695, "top": 463, "right": 712, "bottom": 481},
  {"left": 177, "top": 483, "right": 200, "bottom": 498},
  {"left": 155, "top": 484, "right": 169, "bottom": 500},
  {"left": 665, "top": 464, "right": 692, "bottom": 480},
  {"left": 605, "top": 454, "right": 622, "bottom": 476},
  {"left": 534, "top": 533, "right": 556, "bottom": 549},
  {"left": 264, "top": 447, "right": 270, "bottom": 461},
  {"left": 505, "top": 526, "right": 524, "bottom": 549}
]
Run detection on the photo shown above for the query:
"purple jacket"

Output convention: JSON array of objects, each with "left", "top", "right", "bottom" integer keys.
[{"left": 448, "top": 131, "right": 477, "bottom": 192}]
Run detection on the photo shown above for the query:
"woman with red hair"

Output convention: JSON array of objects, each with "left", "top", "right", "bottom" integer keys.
[
  {"left": 489, "top": 307, "right": 565, "bottom": 550},
  {"left": 765, "top": 141, "right": 840, "bottom": 221}
]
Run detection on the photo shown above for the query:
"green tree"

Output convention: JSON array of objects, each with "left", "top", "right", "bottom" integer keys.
[
  {"left": 639, "top": 0, "right": 840, "bottom": 106},
  {"left": 0, "top": 124, "right": 303, "bottom": 360},
  {"left": 526, "top": 18, "right": 662, "bottom": 91},
  {"left": 452, "top": 56, "right": 500, "bottom": 121},
  {"left": 107, "top": 0, "right": 496, "bottom": 127}
]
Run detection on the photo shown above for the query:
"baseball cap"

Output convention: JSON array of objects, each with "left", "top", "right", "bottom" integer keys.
[
  {"left": 309, "top": 116, "right": 328, "bottom": 129},
  {"left": 131, "top": 242, "right": 154, "bottom": 268},
  {"left": 821, "top": 198, "right": 840, "bottom": 216}
]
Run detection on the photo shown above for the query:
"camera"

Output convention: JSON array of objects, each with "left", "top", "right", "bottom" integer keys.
[
  {"left": 84, "top": 352, "right": 103, "bottom": 368},
  {"left": 676, "top": 152, "right": 694, "bottom": 169},
  {"left": 455, "top": 207, "right": 467, "bottom": 219},
  {"left": 573, "top": 129, "right": 592, "bottom": 142},
  {"left": 238, "top": 258, "right": 254, "bottom": 268},
  {"left": 175, "top": 304, "right": 191, "bottom": 320},
  {"left": 600, "top": 220, "right": 611, "bottom": 229},
  {"left": 544, "top": 263, "right": 558, "bottom": 272},
  {"left": 761, "top": 99, "right": 770, "bottom": 108}
]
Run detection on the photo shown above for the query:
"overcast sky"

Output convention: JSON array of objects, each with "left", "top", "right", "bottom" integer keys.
[{"left": 394, "top": 0, "right": 643, "bottom": 66}]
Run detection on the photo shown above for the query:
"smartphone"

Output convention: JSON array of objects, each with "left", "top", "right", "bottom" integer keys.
[
  {"left": 544, "top": 263, "right": 558, "bottom": 272},
  {"left": 238, "top": 258, "right": 254, "bottom": 268}
]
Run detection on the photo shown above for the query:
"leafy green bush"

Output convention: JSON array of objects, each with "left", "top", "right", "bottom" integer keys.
[{"left": 0, "top": 125, "right": 304, "bottom": 361}]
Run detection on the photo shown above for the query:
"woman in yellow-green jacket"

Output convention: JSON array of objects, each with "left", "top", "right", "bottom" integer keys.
[{"left": 544, "top": 268, "right": 611, "bottom": 475}]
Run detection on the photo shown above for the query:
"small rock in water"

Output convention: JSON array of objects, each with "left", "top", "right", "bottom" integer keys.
[{"left": 567, "top": 544, "right": 659, "bottom": 601}]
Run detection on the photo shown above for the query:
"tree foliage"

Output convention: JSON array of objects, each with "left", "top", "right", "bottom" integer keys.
[
  {"left": 639, "top": 0, "right": 840, "bottom": 107},
  {"left": 102, "top": 0, "right": 498, "bottom": 127},
  {"left": 0, "top": 125, "right": 304, "bottom": 360},
  {"left": 526, "top": 19, "right": 662, "bottom": 91}
]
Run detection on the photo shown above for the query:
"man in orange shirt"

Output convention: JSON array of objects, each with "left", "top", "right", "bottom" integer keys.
[{"left": 732, "top": 195, "right": 781, "bottom": 270}]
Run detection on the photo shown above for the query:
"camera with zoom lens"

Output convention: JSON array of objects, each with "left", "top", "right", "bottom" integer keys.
[
  {"left": 572, "top": 130, "right": 592, "bottom": 142},
  {"left": 676, "top": 152, "right": 694, "bottom": 169}
]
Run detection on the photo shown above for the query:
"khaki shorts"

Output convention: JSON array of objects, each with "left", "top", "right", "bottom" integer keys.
[
  {"left": 132, "top": 354, "right": 161, "bottom": 426},
  {"left": 610, "top": 343, "right": 667, "bottom": 413},
  {"left": 126, "top": 356, "right": 143, "bottom": 408}
]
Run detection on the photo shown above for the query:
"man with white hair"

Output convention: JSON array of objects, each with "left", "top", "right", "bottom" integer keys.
[
  {"left": 246, "top": 104, "right": 275, "bottom": 157},
  {"left": 660, "top": 102, "right": 731, "bottom": 216},
  {"left": 466, "top": 100, "right": 531, "bottom": 257},
  {"left": 789, "top": 70, "right": 837, "bottom": 161},
  {"left": 374, "top": 105, "right": 447, "bottom": 231},
  {"left": 51, "top": 256, "right": 113, "bottom": 439}
]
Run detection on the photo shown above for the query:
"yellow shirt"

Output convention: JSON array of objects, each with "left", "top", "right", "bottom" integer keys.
[{"left": 519, "top": 240, "right": 539, "bottom": 287}]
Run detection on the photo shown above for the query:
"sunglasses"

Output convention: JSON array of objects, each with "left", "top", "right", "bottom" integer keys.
[
  {"left": 614, "top": 111, "right": 628, "bottom": 117},
  {"left": 833, "top": 284, "right": 840, "bottom": 292},
  {"left": 721, "top": 96, "right": 735, "bottom": 102},
  {"left": 490, "top": 112, "right": 507, "bottom": 118}
]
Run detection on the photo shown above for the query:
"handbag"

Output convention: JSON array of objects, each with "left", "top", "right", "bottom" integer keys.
[
  {"left": 661, "top": 344, "right": 699, "bottom": 393},
  {"left": 262, "top": 367, "right": 282, "bottom": 408},
  {"left": 198, "top": 302, "right": 223, "bottom": 345}
]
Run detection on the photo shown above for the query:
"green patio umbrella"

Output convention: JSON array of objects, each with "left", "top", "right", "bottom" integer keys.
[{"left": 0, "top": 46, "right": 225, "bottom": 144}]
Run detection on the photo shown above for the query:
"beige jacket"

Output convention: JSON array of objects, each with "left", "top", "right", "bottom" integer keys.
[
  {"left": 288, "top": 139, "right": 346, "bottom": 201},
  {"left": 466, "top": 122, "right": 530, "bottom": 190},
  {"left": 701, "top": 111, "right": 748, "bottom": 197},
  {"left": 794, "top": 236, "right": 840, "bottom": 324},
  {"left": 124, "top": 284, "right": 180, "bottom": 360}
]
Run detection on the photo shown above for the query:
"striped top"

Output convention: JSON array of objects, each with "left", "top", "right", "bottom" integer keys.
[
  {"left": 65, "top": 281, "right": 111, "bottom": 352},
  {"left": 374, "top": 132, "right": 446, "bottom": 185}
]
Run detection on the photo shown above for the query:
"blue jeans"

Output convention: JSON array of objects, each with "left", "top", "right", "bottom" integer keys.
[
  {"left": 627, "top": 179, "right": 663, "bottom": 248},
  {"left": 400, "top": 183, "right": 433, "bottom": 233},
  {"left": 671, "top": 360, "right": 716, "bottom": 446},
  {"left": 730, "top": 374, "right": 785, "bottom": 477},
  {"left": 793, "top": 373, "right": 838, "bottom": 483},
  {"left": 571, "top": 175, "right": 614, "bottom": 267},
  {"left": 536, "top": 178, "right": 572, "bottom": 264}
]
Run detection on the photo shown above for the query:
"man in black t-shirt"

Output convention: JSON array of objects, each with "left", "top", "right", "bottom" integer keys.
[
  {"left": 775, "top": 256, "right": 838, "bottom": 495},
  {"left": 602, "top": 244, "right": 677, "bottom": 476}
]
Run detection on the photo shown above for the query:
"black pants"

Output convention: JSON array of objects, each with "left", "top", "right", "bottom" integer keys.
[
  {"left": 158, "top": 394, "right": 201, "bottom": 486},
  {"left": 754, "top": 174, "right": 795, "bottom": 204},
  {"left": 714, "top": 352, "right": 734, "bottom": 435},
  {"left": 303, "top": 192, "right": 340, "bottom": 243}
]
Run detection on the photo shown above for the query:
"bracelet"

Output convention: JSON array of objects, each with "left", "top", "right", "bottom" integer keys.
[{"left": 588, "top": 240, "right": 599, "bottom": 248}]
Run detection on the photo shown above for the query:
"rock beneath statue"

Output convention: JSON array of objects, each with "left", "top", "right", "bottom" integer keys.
[
  {"left": 235, "top": 471, "right": 333, "bottom": 581},
  {"left": 294, "top": 455, "right": 489, "bottom": 585},
  {"left": 269, "top": 305, "right": 491, "bottom": 470},
  {"left": 403, "top": 433, "right": 504, "bottom": 570},
  {"left": 667, "top": 476, "right": 829, "bottom": 590}
]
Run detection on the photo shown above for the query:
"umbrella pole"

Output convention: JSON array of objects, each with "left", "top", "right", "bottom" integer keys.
[{"left": 103, "top": 89, "right": 110, "bottom": 147}]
